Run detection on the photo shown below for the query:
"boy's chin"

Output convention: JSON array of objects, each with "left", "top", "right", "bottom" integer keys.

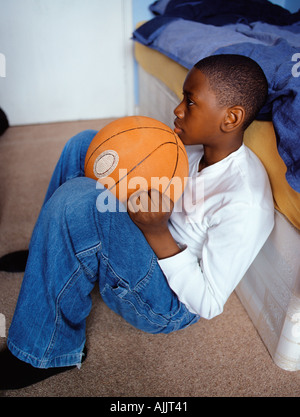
[{"left": 174, "top": 130, "right": 187, "bottom": 144}]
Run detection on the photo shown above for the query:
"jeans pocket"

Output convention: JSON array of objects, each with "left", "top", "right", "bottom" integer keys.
[{"left": 100, "top": 282, "right": 169, "bottom": 334}]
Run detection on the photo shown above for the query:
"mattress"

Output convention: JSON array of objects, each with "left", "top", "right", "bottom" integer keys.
[
  {"left": 135, "top": 42, "right": 300, "bottom": 231},
  {"left": 236, "top": 210, "right": 300, "bottom": 371},
  {"left": 135, "top": 47, "right": 300, "bottom": 370}
]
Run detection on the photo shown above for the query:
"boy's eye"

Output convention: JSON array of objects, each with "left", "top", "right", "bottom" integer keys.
[{"left": 181, "top": 92, "right": 195, "bottom": 106}]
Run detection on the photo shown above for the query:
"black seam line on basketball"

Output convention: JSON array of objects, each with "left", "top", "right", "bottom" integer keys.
[
  {"left": 107, "top": 141, "right": 180, "bottom": 192},
  {"left": 161, "top": 129, "right": 189, "bottom": 197},
  {"left": 159, "top": 133, "right": 180, "bottom": 197},
  {"left": 85, "top": 126, "right": 175, "bottom": 170},
  {"left": 84, "top": 126, "right": 179, "bottom": 170},
  {"left": 160, "top": 130, "right": 188, "bottom": 197},
  {"left": 167, "top": 130, "right": 180, "bottom": 192}
]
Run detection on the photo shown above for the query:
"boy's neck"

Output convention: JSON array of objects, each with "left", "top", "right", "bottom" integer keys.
[{"left": 199, "top": 135, "right": 244, "bottom": 172}]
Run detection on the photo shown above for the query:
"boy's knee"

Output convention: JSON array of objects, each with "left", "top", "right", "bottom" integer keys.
[
  {"left": 44, "top": 177, "right": 97, "bottom": 215},
  {"left": 71, "top": 129, "right": 98, "bottom": 142},
  {"left": 63, "top": 129, "right": 97, "bottom": 153}
]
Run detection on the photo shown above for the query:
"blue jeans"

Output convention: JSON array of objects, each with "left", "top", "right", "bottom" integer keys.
[{"left": 7, "top": 130, "right": 199, "bottom": 369}]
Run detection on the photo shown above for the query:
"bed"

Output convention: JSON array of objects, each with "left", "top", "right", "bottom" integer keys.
[{"left": 133, "top": 0, "right": 300, "bottom": 371}]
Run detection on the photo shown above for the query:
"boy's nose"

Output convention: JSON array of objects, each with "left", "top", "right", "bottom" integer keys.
[{"left": 174, "top": 102, "right": 184, "bottom": 118}]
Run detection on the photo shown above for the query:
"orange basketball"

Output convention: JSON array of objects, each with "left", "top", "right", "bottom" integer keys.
[{"left": 84, "top": 116, "right": 189, "bottom": 203}]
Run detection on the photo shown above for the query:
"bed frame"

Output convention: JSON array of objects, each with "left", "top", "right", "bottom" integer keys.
[{"left": 138, "top": 65, "right": 300, "bottom": 371}]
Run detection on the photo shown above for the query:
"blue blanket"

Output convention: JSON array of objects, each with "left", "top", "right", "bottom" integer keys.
[
  {"left": 150, "top": 0, "right": 300, "bottom": 26},
  {"left": 133, "top": 1, "right": 300, "bottom": 192}
]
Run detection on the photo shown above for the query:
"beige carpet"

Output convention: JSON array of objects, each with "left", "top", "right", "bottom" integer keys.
[{"left": 0, "top": 120, "right": 300, "bottom": 397}]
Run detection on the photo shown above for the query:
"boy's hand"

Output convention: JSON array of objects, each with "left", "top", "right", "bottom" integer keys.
[
  {"left": 127, "top": 189, "right": 181, "bottom": 259},
  {"left": 127, "top": 189, "right": 173, "bottom": 233}
]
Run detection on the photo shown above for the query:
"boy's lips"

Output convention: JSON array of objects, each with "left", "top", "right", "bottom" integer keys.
[{"left": 174, "top": 120, "right": 183, "bottom": 134}]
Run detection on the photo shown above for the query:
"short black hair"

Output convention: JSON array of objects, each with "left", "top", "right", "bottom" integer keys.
[{"left": 194, "top": 54, "right": 268, "bottom": 129}]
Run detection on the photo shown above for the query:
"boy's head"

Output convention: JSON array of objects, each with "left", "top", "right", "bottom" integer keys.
[
  {"left": 194, "top": 54, "right": 268, "bottom": 129},
  {"left": 174, "top": 54, "right": 268, "bottom": 148}
]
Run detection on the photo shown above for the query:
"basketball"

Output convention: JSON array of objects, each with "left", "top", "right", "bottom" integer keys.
[{"left": 84, "top": 116, "right": 189, "bottom": 203}]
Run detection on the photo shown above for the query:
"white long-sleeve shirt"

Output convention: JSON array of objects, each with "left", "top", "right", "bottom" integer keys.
[{"left": 158, "top": 143, "right": 274, "bottom": 319}]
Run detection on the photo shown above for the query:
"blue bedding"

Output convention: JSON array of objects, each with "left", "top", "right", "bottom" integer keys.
[{"left": 133, "top": 0, "right": 300, "bottom": 192}]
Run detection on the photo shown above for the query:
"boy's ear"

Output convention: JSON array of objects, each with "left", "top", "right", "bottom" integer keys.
[{"left": 221, "top": 106, "right": 245, "bottom": 132}]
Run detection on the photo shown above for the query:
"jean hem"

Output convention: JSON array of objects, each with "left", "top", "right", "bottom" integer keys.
[{"left": 7, "top": 339, "right": 85, "bottom": 369}]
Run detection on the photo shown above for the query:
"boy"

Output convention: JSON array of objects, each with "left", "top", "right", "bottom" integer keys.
[{"left": 0, "top": 54, "right": 274, "bottom": 390}]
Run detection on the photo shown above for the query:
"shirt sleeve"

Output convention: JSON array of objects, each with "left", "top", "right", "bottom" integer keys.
[{"left": 158, "top": 202, "right": 274, "bottom": 319}]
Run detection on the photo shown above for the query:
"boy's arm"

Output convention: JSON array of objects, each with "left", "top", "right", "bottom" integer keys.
[{"left": 127, "top": 189, "right": 181, "bottom": 259}]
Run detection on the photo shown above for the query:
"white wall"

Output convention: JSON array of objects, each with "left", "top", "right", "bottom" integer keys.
[
  {"left": 132, "top": 0, "right": 153, "bottom": 108},
  {"left": 1, "top": 0, "right": 298, "bottom": 126},
  {"left": 0, "top": 0, "right": 134, "bottom": 125}
]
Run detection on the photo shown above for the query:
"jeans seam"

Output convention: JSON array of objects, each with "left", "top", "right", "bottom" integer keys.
[
  {"left": 76, "top": 242, "right": 102, "bottom": 278},
  {"left": 133, "top": 255, "right": 157, "bottom": 292},
  {"left": 41, "top": 264, "right": 82, "bottom": 366},
  {"left": 7, "top": 339, "right": 46, "bottom": 368}
]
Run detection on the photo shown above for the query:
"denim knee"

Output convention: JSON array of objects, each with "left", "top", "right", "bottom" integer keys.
[
  {"left": 62, "top": 129, "right": 97, "bottom": 177},
  {"left": 63, "top": 129, "right": 97, "bottom": 153}
]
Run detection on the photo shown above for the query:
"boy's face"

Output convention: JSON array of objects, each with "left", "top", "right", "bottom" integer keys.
[{"left": 174, "top": 68, "right": 226, "bottom": 146}]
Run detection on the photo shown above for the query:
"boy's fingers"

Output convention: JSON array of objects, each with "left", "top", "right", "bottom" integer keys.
[
  {"left": 128, "top": 189, "right": 149, "bottom": 213},
  {"left": 149, "top": 189, "right": 160, "bottom": 212},
  {"left": 128, "top": 189, "right": 174, "bottom": 213},
  {"left": 149, "top": 189, "right": 173, "bottom": 213}
]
